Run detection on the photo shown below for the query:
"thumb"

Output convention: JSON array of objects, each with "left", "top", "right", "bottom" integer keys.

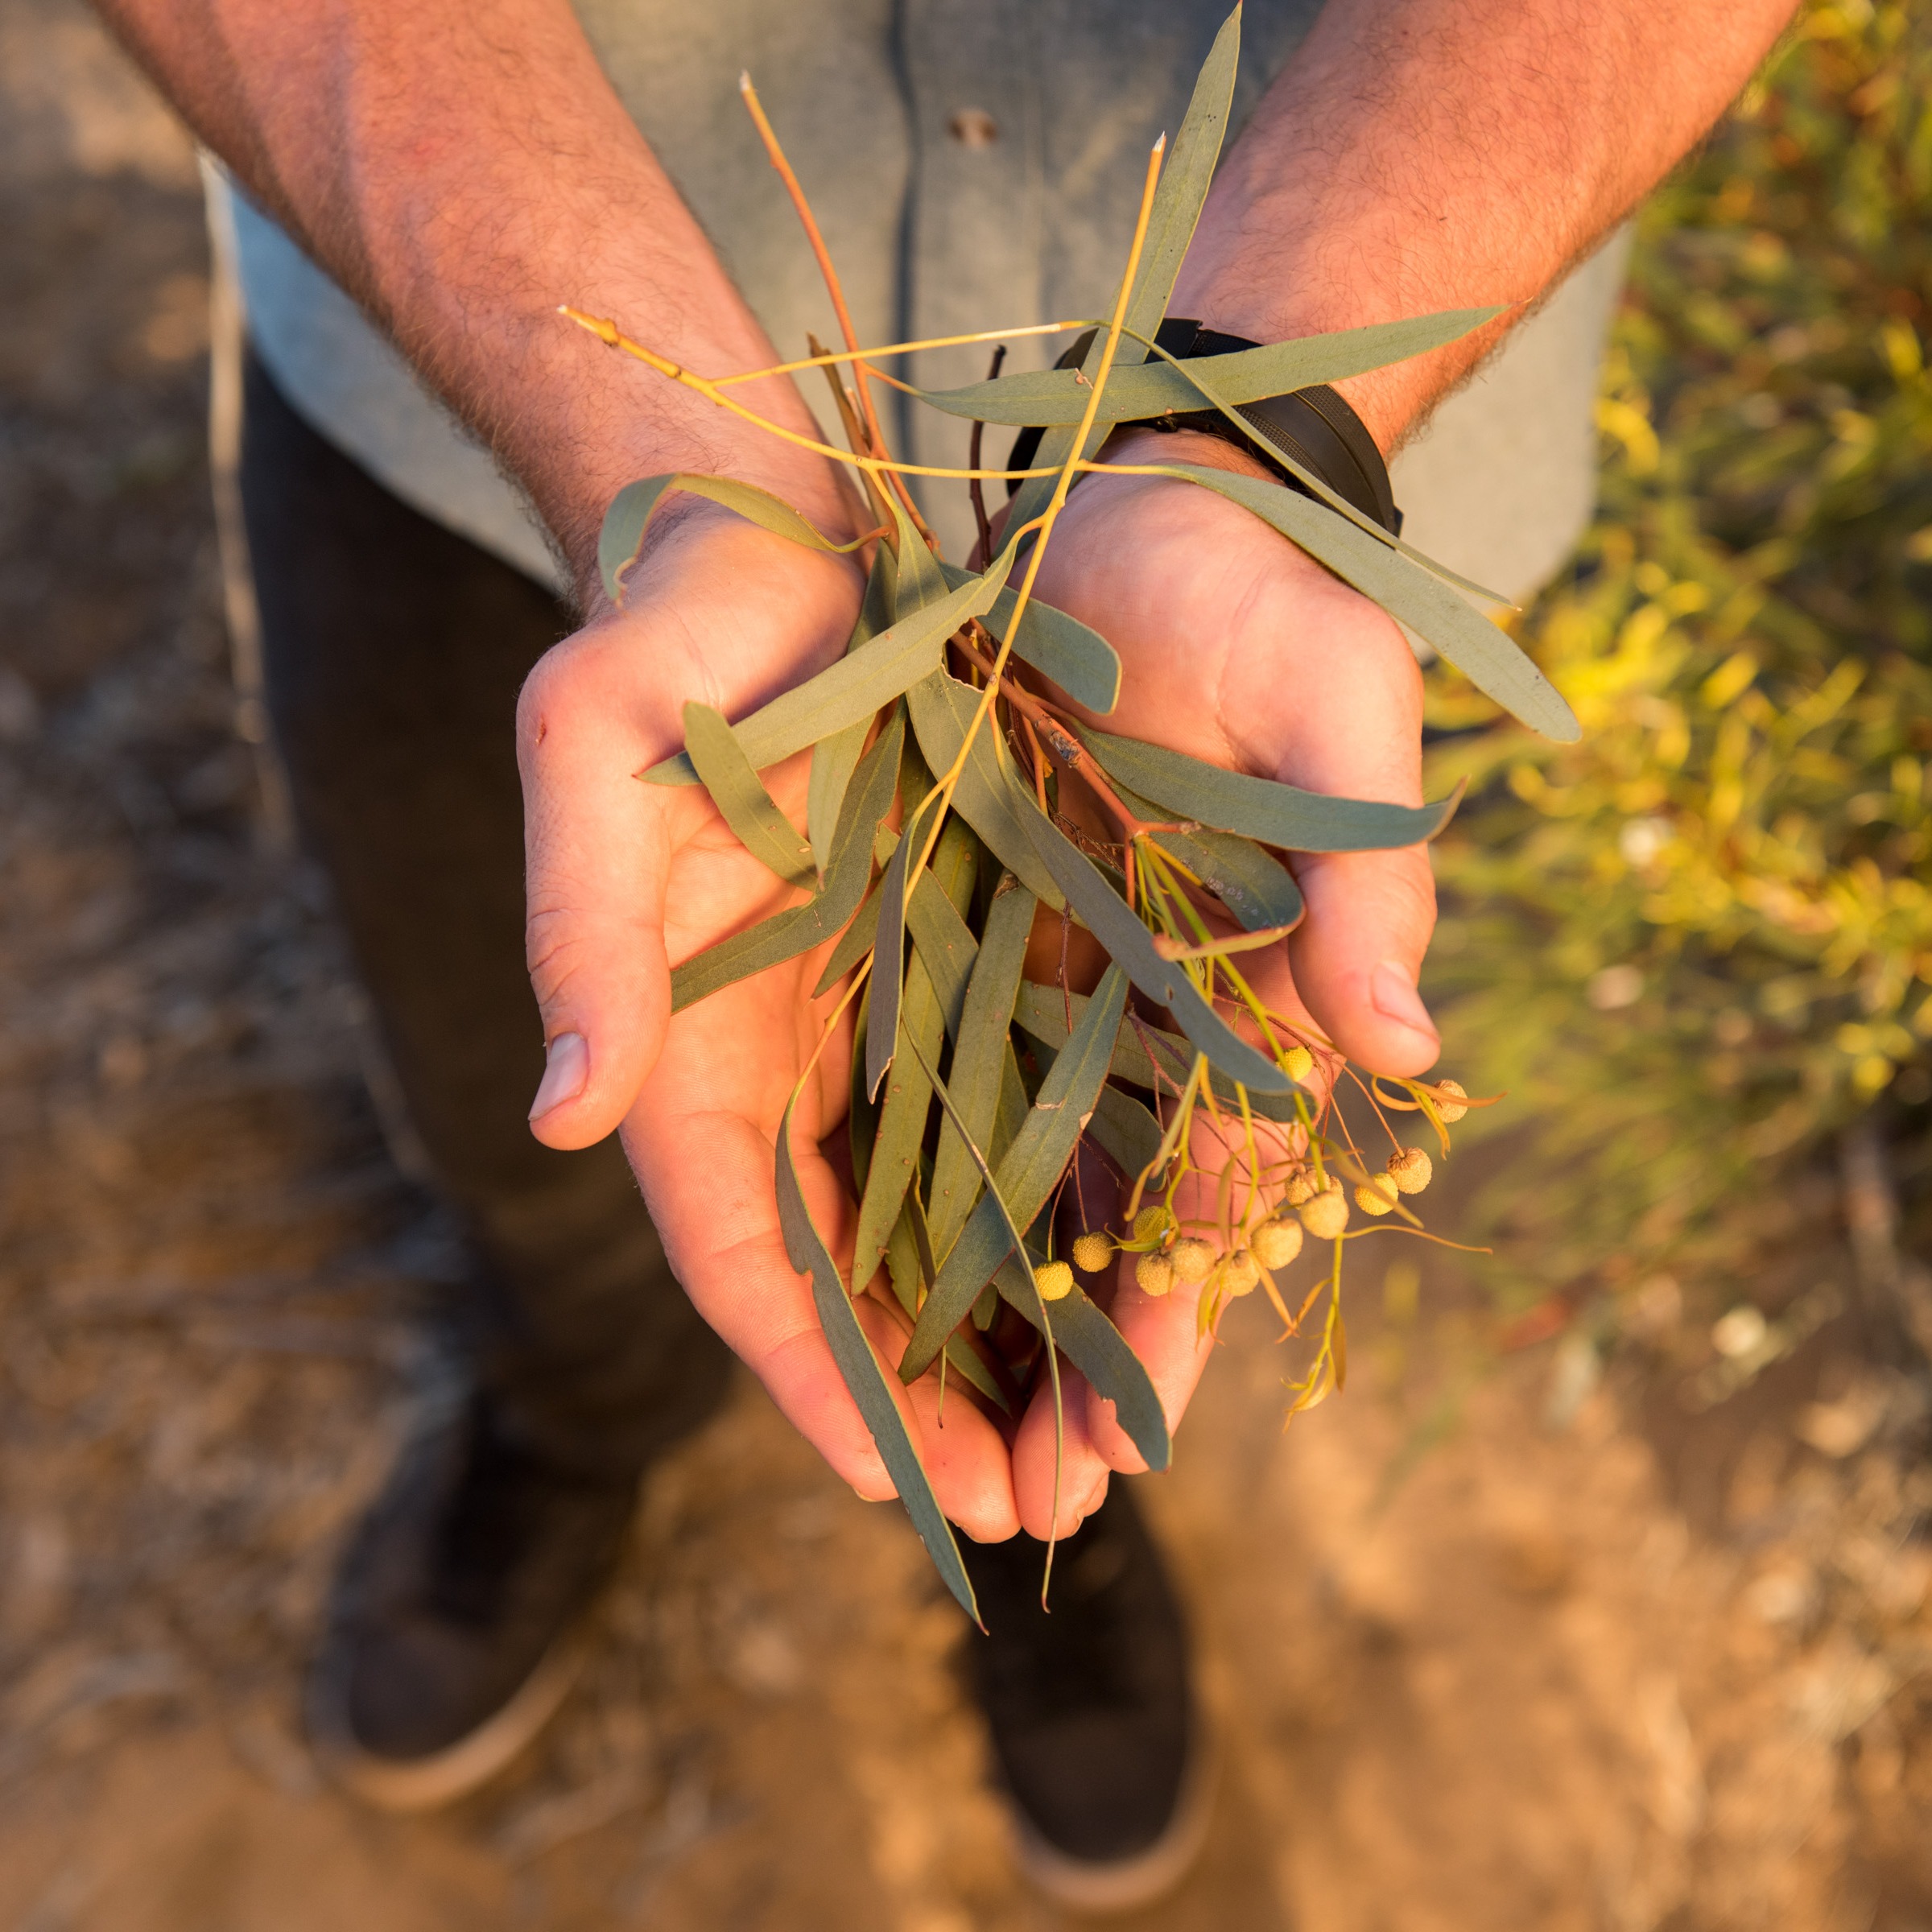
[
  {"left": 1264, "top": 576, "right": 1440, "bottom": 1078},
  {"left": 1288, "top": 843, "right": 1439, "bottom": 1076},
  {"left": 516, "top": 630, "right": 675, "bottom": 1150}
]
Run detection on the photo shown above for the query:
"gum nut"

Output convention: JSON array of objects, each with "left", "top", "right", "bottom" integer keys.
[
  {"left": 1388, "top": 1147, "right": 1433, "bottom": 1194},
  {"left": 1034, "top": 1260, "right": 1075, "bottom": 1301},
  {"left": 1170, "top": 1237, "right": 1216, "bottom": 1285},
  {"left": 1136, "top": 1251, "right": 1175, "bottom": 1297},
  {"left": 1133, "top": 1204, "right": 1173, "bottom": 1244},
  {"left": 1223, "top": 1249, "right": 1261, "bottom": 1296},
  {"left": 1283, "top": 1169, "right": 1318, "bottom": 1208},
  {"left": 1435, "top": 1079, "right": 1469, "bottom": 1123},
  {"left": 1355, "top": 1175, "right": 1398, "bottom": 1216},
  {"left": 1072, "top": 1231, "right": 1115, "bottom": 1273},
  {"left": 1282, "top": 1044, "right": 1315, "bottom": 1083},
  {"left": 1252, "top": 1219, "right": 1303, "bottom": 1269},
  {"left": 1300, "top": 1187, "right": 1349, "bottom": 1239}
]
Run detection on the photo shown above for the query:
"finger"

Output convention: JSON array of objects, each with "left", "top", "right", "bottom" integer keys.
[
  {"left": 1290, "top": 844, "right": 1440, "bottom": 1076},
  {"left": 624, "top": 995, "right": 1018, "bottom": 1530},
  {"left": 854, "top": 1298, "right": 1021, "bottom": 1542},
  {"left": 1085, "top": 1248, "right": 1218, "bottom": 1474},
  {"left": 1253, "top": 571, "right": 1440, "bottom": 1077},
  {"left": 518, "top": 621, "right": 683, "bottom": 1149},
  {"left": 1012, "top": 1361, "right": 1111, "bottom": 1540}
]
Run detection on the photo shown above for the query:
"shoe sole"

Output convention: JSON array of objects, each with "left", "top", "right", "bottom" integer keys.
[
  {"left": 305, "top": 1629, "right": 587, "bottom": 1814},
  {"left": 1007, "top": 1721, "right": 1220, "bottom": 1914}
]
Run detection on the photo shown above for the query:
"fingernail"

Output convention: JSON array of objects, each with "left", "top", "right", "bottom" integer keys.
[
  {"left": 529, "top": 1032, "right": 588, "bottom": 1120},
  {"left": 1371, "top": 963, "right": 1439, "bottom": 1043}
]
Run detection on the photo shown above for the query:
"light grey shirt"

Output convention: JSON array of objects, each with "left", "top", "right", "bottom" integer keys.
[{"left": 211, "top": 0, "right": 1625, "bottom": 604}]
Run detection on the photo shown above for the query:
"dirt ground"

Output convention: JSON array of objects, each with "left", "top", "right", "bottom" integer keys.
[{"left": 5, "top": 7, "right": 1932, "bottom": 1928}]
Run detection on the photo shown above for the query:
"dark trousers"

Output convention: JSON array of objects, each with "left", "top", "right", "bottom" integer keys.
[{"left": 239, "top": 348, "right": 731, "bottom": 1477}]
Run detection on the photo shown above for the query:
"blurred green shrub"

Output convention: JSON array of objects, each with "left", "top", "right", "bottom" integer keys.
[{"left": 1425, "top": 0, "right": 1932, "bottom": 1312}]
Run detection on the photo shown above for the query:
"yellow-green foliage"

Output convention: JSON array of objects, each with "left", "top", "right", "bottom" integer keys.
[{"left": 1426, "top": 0, "right": 1932, "bottom": 1302}]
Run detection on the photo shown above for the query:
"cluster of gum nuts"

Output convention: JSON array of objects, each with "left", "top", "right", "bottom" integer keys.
[{"left": 1031, "top": 1080, "right": 1467, "bottom": 1303}]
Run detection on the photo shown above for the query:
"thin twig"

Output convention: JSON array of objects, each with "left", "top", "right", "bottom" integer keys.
[
  {"left": 738, "top": 74, "right": 938, "bottom": 549},
  {"left": 969, "top": 344, "right": 1007, "bottom": 560}
]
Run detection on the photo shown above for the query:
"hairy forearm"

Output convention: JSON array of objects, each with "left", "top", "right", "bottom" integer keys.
[
  {"left": 1174, "top": 0, "right": 1801, "bottom": 449},
  {"left": 93, "top": 0, "right": 851, "bottom": 591}
]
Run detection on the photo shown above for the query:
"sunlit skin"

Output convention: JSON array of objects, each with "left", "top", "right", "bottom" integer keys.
[{"left": 95, "top": 0, "right": 1802, "bottom": 1542}]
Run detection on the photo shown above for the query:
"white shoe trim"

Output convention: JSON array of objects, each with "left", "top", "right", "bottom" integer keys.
[
  {"left": 1007, "top": 1720, "right": 1220, "bottom": 1913},
  {"left": 306, "top": 1630, "right": 586, "bottom": 1814}
]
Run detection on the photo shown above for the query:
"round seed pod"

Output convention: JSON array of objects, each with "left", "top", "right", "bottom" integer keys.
[
  {"left": 1136, "top": 1251, "right": 1175, "bottom": 1297},
  {"left": 1299, "top": 1184, "right": 1349, "bottom": 1240},
  {"left": 1434, "top": 1079, "right": 1470, "bottom": 1123},
  {"left": 1387, "top": 1147, "right": 1433, "bottom": 1195},
  {"left": 1034, "top": 1260, "right": 1075, "bottom": 1301},
  {"left": 1132, "top": 1204, "right": 1174, "bottom": 1245},
  {"left": 1072, "top": 1231, "right": 1116, "bottom": 1273},
  {"left": 1221, "top": 1249, "right": 1261, "bottom": 1297},
  {"left": 1354, "top": 1174, "right": 1398, "bottom": 1216},
  {"left": 1252, "top": 1218, "right": 1304, "bottom": 1270},
  {"left": 1170, "top": 1236, "right": 1216, "bottom": 1285},
  {"left": 1282, "top": 1044, "right": 1315, "bottom": 1084},
  {"left": 1283, "top": 1168, "right": 1319, "bottom": 1208}
]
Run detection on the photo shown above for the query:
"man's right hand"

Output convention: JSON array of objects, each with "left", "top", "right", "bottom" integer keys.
[{"left": 516, "top": 506, "right": 1026, "bottom": 1542}]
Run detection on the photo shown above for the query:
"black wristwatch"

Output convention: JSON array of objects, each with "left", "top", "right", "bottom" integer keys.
[{"left": 1006, "top": 318, "right": 1402, "bottom": 538}]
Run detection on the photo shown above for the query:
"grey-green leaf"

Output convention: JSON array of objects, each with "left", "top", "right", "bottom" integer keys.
[
  {"left": 669, "top": 707, "right": 902, "bottom": 1012},
  {"left": 1078, "top": 723, "right": 1455, "bottom": 852},
  {"left": 929, "top": 878, "right": 1035, "bottom": 1255},
  {"left": 1014, "top": 797, "right": 1294, "bottom": 1094},
  {"left": 599, "top": 473, "right": 861, "bottom": 608},
  {"left": 1160, "top": 464, "right": 1581, "bottom": 741},
  {"left": 881, "top": 1201, "right": 1011, "bottom": 1415},
  {"left": 642, "top": 552, "right": 1015, "bottom": 786},
  {"left": 902, "top": 968, "right": 1130, "bottom": 1381},
  {"left": 774, "top": 1091, "right": 978, "bottom": 1622},
  {"left": 937, "top": 563, "right": 1121, "bottom": 715},
  {"left": 916, "top": 309, "right": 1501, "bottom": 427},
  {"left": 904, "top": 671, "right": 1065, "bottom": 909},
  {"left": 989, "top": 1259, "right": 1170, "bottom": 1473},
  {"left": 683, "top": 702, "right": 817, "bottom": 889},
  {"left": 807, "top": 543, "right": 898, "bottom": 871},
  {"left": 1011, "top": 980, "right": 1301, "bottom": 1125}
]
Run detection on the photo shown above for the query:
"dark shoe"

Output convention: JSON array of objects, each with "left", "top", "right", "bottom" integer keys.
[
  {"left": 307, "top": 1389, "right": 638, "bottom": 1810},
  {"left": 962, "top": 1483, "right": 1213, "bottom": 1911}
]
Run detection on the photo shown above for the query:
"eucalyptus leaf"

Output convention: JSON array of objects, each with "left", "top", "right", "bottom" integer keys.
[
  {"left": 1014, "top": 795, "right": 1295, "bottom": 1093},
  {"left": 1012, "top": 981, "right": 1301, "bottom": 1125},
  {"left": 863, "top": 791, "right": 925, "bottom": 1101},
  {"left": 1088, "top": 1082, "right": 1166, "bottom": 1183},
  {"left": 669, "top": 706, "right": 902, "bottom": 1012},
  {"left": 905, "top": 872, "right": 979, "bottom": 1039},
  {"left": 807, "top": 543, "right": 897, "bottom": 871},
  {"left": 938, "top": 563, "right": 1121, "bottom": 715},
  {"left": 855, "top": 817, "right": 977, "bottom": 1278},
  {"left": 1158, "top": 464, "right": 1581, "bottom": 741},
  {"left": 886, "top": 487, "right": 949, "bottom": 614},
  {"left": 988, "top": 1260, "right": 1171, "bottom": 1473},
  {"left": 774, "top": 1089, "right": 978, "bottom": 1622},
  {"left": 918, "top": 309, "right": 1500, "bottom": 427},
  {"left": 642, "top": 550, "right": 1016, "bottom": 786},
  {"left": 930, "top": 878, "right": 1036, "bottom": 1254},
  {"left": 1078, "top": 723, "right": 1454, "bottom": 852},
  {"left": 811, "top": 875, "right": 883, "bottom": 997},
  {"left": 901, "top": 968, "right": 1130, "bottom": 1381},
  {"left": 682, "top": 702, "right": 816, "bottom": 889},
  {"left": 1132, "top": 808, "right": 1306, "bottom": 931},
  {"left": 882, "top": 1201, "right": 1011, "bottom": 1414},
  {"left": 599, "top": 472, "right": 867, "bottom": 608},
  {"left": 904, "top": 671, "right": 1065, "bottom": 909}
]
